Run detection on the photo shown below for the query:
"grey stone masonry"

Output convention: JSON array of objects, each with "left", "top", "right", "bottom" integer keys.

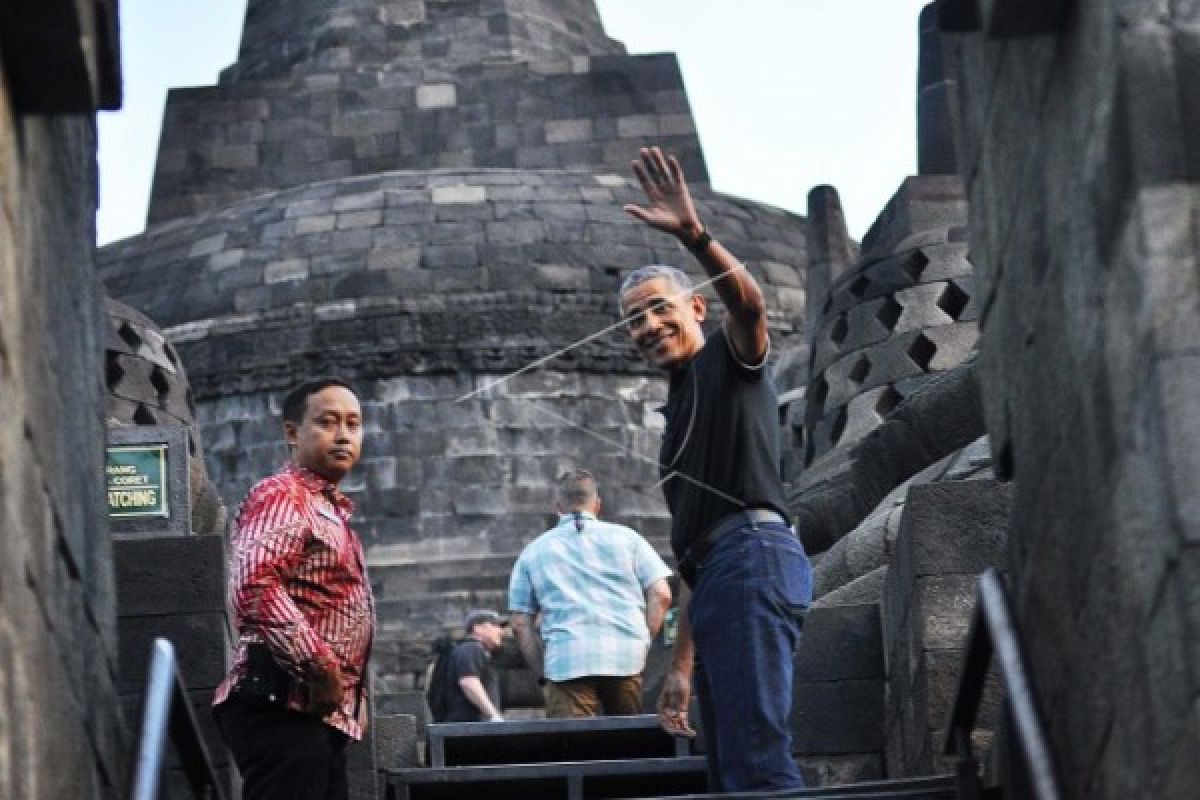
[
  {"left": 227, "top": 0, "right": 626, "bottom": 84},
  {"left": 803, "top": 174, "right": 976, "bottom": 467},
  {"left": 149, "top": 56, "right": 704, "bottom": 223},
  {"left": 115, "top": 535, "right": 234, "bottom": 798},
  {"left": 147, "top": 0, "right": 707, "bottom": 225},
  {"left": 944, "top": 0, "right": 1200, "bottom": 796},
  {"left": 102, "top": 169, "right": 806, "bottom": 398},
  {"left": 0, "top": 13, "right": 126, "bottom": 797},
  {"left": 882, "top": 480, "right": 1011, "bottom": 778}
]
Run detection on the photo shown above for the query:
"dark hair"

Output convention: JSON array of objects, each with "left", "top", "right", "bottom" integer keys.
[
  {"left": 556, "top": 468, "right": 599, "bottom": 509},
  {"left": 282, "top": 377, "right": 357, "bottom": 424}
]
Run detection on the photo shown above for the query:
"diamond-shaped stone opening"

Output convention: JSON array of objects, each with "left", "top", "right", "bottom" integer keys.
[
  {"left": 792, "top": 424, "right": 805, "bottom": 450},
  {"left": 995, "top": 439, "right": 1014, "bottom": 481},
  {"left": 132, "top": 404, "right": 157, "bottom": 425},
  {"left": 908, "top": 333, "right": 937, "bottom": 371},
  {"left": 848, "top": 275, "right": 871, "bottom": 298},
  {"left": 875, "top": 296, "right": 902, "bottom": 331},
  {"left": 117, "top": 320, "right": 142, "bottom": 351},
  {"left": 105, "top": 352, "right": 124, "bottom": 389},
  {"left": 811, "top": 375, "right": 829, "bottom": 410},
  {"left": 830, "top": 314, "right": 849, "bottom": 347},
  {"left": 875, "top": 386, "right": 903, "bottom": 418},
  {"left": 829, "top": 405, "right": 848, "bottom": 445},
  {"left": 937, "top": 281, "right": 970, "bottom": 321},
  {"left": 848, "top": 355, "right": 870, "bottom": 386},
  {"left": 149, "top": 365, "right": 171, "bottom": 403},
  {"left": 901, "top": 250, "right": 929, "bottom": 282}
]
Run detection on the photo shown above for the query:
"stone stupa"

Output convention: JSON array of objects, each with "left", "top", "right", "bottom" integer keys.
[{"left": 97, "top": 0, "right": 811, "bottom": 711}]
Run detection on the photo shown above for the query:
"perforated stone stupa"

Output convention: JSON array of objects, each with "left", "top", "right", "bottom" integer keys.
[{"left": 97, "top": 0, "right": 810, "bottom": 710}]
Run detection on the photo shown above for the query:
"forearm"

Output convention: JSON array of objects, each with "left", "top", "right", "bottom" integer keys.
[
  {"left": 459, "top": 677, "right": 501, "bottom": 720},
  {"left": 668, "top": 583, "right": 695, "bottom": 675},
  {"left": 683, "top": 225, "right": 767, "bottom": 324},
  {"left": 644, "top": 580, "right": 672, "bottom": 640},
  {"left": 511, "top": 613, "right": 545, "bottom": 679}
]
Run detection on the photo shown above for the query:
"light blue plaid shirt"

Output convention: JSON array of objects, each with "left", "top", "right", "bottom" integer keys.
[{"left": 508, "top": 512, "right": 672, "bottom": 682}]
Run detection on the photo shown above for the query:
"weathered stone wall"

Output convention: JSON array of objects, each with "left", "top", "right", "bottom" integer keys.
[
  {"left": 226, "top": 0, "right": 625, "bottom": 84},
  {"left": 0, "top": 4, "right": 125, "bottom": 797},
  {"left": 945, "top": 1, "right": 1200, "bottom": 796}
]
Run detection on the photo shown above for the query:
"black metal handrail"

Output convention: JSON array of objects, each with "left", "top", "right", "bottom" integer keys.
[
  {"left": 943, "top": 567, "right": 1061, "bottom": 800},
  {"left": 129, "top": 638, "right": 227, "bottom": 800}
]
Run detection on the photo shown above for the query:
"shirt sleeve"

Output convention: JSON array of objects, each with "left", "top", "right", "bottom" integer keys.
[
  {"left": 229, "top": 481, "right": 338, "bottom": 681},
  {"left": 452, "top": 641, "right": 486, "bottom": 679},
  {"left": 718, "top": 325, "right": 770, "bottom": 381},
  {"left": 507, "top": 551, "right": 538, "bottom": 614},
  {"left": 631, "top": 533, "right": 673, "bottom": 589}
]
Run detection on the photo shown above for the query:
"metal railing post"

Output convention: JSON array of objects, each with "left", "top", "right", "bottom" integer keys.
[
  {"left": 128, "top": 638, "right": 227, "bottom": 800},
  {"left": 943, "top": 568, "right": 1062, "bottom": 800}
]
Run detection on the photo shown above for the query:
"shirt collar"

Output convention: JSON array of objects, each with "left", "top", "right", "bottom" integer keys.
[
  {"left": 557, "top": 511, "right": 597, "bottom": 527},
  {"left": 285, "top": 463, "right": 355, "bottom": 514}
]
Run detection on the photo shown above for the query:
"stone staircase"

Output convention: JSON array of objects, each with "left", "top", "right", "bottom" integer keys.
[{"left": 385, "top": 715, "right": 957, "bottom": 800}]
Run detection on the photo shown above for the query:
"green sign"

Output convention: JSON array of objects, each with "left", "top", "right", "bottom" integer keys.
[{"left": 106, "top": 444, "right": 169, "bottom": 518}]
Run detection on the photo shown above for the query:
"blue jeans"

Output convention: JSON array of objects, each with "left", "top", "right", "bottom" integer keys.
[{"left": 689, "top": 521, "right": 812, "bottom": 792}]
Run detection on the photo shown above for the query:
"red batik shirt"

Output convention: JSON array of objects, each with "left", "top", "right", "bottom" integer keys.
[{"left": 214, "top": 463, "right": 375, "bottom": 739}]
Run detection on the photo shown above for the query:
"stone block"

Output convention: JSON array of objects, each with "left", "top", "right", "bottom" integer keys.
[
  {"left": 416, "top": 83, "right": 457, "bottom": 109},
  {"left": 117, "top": 612, "right": 230, "bottom": 692},
  {"left": 114, "top": 535, "right": 226, "bottom": 617},
  {"left": 802, "top": 756, "right": 885, "bottom": 788},
  {"left": 892, "top": 481, "right": 1011, "bottom": 578},
  {"left": 420, "top": 244, "right": 479, "bottom": 270},
  {"left": 263, "top": 258, "right": 310, "bottom": 283},
  {"left": 794, "top": 603, "right": 884, "bottom": 682},
  {"left": 544, "top": 118, "right": 592, "bottom": 143},
  {"left": 790, "top": 679, "right": 885, "bottom": 755},
  {"left": 431, "top": 185, "right": 486, "bottom": 205}
]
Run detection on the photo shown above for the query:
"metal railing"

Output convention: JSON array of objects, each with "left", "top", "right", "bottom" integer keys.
[
  {"left": 943, "top": 567, "right": 1062, "bottom": 800},
  {"left": 129, "top": 638, "right": 227, "bottom": 800}
]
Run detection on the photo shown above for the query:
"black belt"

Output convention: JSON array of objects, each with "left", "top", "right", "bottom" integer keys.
[{"left": 678, "top": 509, "right": 789, "bottom": 586}]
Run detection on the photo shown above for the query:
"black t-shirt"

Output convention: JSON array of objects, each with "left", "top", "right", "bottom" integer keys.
[
  {"left": 659, "top": 328, "right": 790, "bottom": 563},
  {"left": 443, "top": 639, "right": 500, "bottom": 722}
]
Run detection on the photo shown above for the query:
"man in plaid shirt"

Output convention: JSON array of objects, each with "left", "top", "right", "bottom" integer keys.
[
  {"left": 213, "top": 377, "right": 374, "bottom": 800},
  {"left": 508, "top": 469, "right": 672, "bottom": 717}
]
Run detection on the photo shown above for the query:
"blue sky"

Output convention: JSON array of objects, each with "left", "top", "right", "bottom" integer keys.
[{"left": 97, "top": 0, "right": 934, "bottom": 245}]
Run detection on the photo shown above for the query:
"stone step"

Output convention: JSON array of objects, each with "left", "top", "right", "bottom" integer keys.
[
  {"left": 388, "top": 763, "right": 955, "bottom": 800},
  {"left": 375, "top": 589, "right": 511, "bottom": 634},
  {"left": 427, "top": 715, "right": 688, "bottom": 768},
  {"left": 369, "top": 554, "right": 522, "bottom": 598},
  {"left": 388, "top": 757, "right": 709, "bottom": 800},
  {"left": 638, "top": 775, "right": 958, "bottom": 799}
]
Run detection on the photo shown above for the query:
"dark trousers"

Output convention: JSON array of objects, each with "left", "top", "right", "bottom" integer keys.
[
  {"left": 689, "top": 522, "right": 812, "bottom": 792},
  {"left": 214, "top": 696, "right": 349, "bottom": 800}
]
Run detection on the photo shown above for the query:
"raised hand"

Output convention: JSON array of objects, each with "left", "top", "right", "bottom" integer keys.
[{"left": 624, "top": 146, "right": 704, "bottom": 242}]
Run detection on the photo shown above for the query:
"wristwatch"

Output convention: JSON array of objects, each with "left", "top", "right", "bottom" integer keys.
[{"left": 686, "top": 227, "right": 713, "bottom": 256}]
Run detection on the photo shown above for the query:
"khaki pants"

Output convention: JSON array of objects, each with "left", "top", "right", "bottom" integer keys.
[{"left": 543, "top": 674, "right": 644, "bottom": 717}]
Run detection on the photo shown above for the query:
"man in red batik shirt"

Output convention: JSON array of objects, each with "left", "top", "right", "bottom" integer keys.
[{"left": 213, "top": 377, "right": 375, "bottom": 800}]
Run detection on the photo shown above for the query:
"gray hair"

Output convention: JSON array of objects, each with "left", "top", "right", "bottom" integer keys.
[
  {"left": 617, "top": 265, "right": 693, "bottom": 315},
  {"left": 556, "top": 468, "right": 599, "bottom": 510}
]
